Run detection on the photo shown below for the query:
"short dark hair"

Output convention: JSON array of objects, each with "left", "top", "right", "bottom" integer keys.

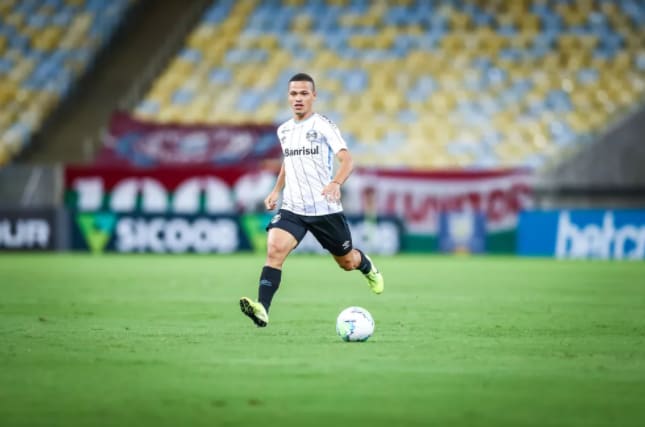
[{"left": 289, "top": 73, "right": 315, "bottom": 91}]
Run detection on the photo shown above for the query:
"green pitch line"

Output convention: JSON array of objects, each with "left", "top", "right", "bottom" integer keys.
[{"left": 0, "top": 254, "right": 644, "bottom": 427}]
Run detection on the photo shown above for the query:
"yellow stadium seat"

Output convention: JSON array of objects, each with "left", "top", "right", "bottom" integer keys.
[
  {"left": 283, "top": 0, "right": 305, "bottom": 5},
  {"left": 5, "top": 12, "right": 25, "bottom": 29},
  {"left": 0, "top": 82, "right": 16, "bottom": 106},
  {"left": 441, "top": 34, "right": 466, "bottom": 52},
  {"left": 0, "top": 0, "right": 17, "bottom": 15},
  {"left": 0, "top": 110, "right": 14, "bottom": 129},
  {"left": 32, "top": 26, "right": 64, "bottom": 51},
  {"left": 450, "top": 11, "right": 472, "bottom": 31},
  {"left": 476, "top": 30, "right": 507, "bottom": 55},
  {"left": 0, "top": 144, "right": 10, "bottom": 166},
  {"left": 566, "top": 111, "right": 591, "bottom": 133},
  {"left": 519, "top": 13, "right": 541, "bottom": 32}
]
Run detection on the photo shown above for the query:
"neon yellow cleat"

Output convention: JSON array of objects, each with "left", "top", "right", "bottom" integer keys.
[
  {"left": 239, "top": 297, "right": 269, "bottom": 327},
  {"left": 363, "top": 255, "right": 384, "bottom": 294}
]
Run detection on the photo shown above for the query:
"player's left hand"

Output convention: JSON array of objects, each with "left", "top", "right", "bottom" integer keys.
[{"left": 322, "top": 181, "right": 341, "bottom": 203}]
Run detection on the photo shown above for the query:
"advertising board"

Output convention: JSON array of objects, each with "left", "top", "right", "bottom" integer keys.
[
  {"left": 0, "top": 208, "right": 66, "bottom": 251},
  {"left": 65, "top": 166, "right": 533, "bottom": 253},
  {"left": 518, "top": 210, "right": 645, "bottom": 260}
]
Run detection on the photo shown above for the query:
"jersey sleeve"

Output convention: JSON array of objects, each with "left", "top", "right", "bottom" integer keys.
[
  {"left": 319, "top": 116, "right": 348, "bottom": 154},
  {"left": 276, "top": 123, "right": 284, "bottom": 145}
]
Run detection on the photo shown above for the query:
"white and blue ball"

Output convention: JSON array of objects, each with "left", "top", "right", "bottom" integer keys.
[{"left": 336, "top": 306, "right": 375, "bottom": 342}]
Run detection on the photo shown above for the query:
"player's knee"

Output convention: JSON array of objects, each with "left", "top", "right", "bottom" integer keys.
[
  {"left": 337, "top": 258, "right": 354, "bottom": 271},
  {"left": 266, "top": 241, "right": 289, "bottom": 261}
]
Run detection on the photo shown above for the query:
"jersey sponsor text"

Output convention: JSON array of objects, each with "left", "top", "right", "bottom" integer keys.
[{"left": 284, "top": 146, "right": 320, "bottom": 157}]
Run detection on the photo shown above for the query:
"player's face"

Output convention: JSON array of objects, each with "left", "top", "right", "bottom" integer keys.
[{"left": 288, "top": 80, "right": 316, "bottom": 120}]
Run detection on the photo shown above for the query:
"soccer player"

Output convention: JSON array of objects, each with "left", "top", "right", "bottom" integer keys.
[{"left": 240, "top": 72, "right": 384, "bottom": 327}]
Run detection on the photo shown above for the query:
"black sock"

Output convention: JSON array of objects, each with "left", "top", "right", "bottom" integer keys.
[
  {"left": 356, "top": 249, "right": 372, "bottom": 274},
  {"left": 258, "top": 266, "right": 281, "bottom": 313}
]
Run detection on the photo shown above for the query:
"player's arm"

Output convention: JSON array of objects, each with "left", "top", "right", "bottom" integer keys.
[
  {"left": 332, "top": 148, "right": 353, "bottom": 185},
  {"left": 322, "top": 148, "right": 353, "bottom": 203},
  {"left": 264, "top": 162, "right": 285, "bottom": 210}
]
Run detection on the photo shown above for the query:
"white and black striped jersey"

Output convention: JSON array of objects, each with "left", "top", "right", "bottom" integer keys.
[{"left": 276, "top": 113, "right": 347, "bottom": 216}]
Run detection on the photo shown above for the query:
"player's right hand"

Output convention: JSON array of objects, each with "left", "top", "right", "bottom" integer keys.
[{"left": 264, "top": 192, "right": 278, "bottom": 210}]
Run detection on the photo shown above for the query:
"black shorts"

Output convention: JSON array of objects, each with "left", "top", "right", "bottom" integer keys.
[{"left": 266, "top": 209, "right": 353, "bottom": 256}]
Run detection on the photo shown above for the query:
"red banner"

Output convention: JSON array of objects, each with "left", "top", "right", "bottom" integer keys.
[
  {"left": 65, "top": 165, "right": 534, "bottom": 233},
  {"left": 341, "top": 168, "right": 535, "bottom": 233},
  {"left": 97, "top": 111, "right": 281, "bottom": 167},
  {"left": 65, "top": 166, "right": 279, "bottom": 213}
]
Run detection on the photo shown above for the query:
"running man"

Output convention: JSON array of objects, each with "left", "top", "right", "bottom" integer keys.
[{"left": 240, "top": 73, "right": 383, "bottom": 327}]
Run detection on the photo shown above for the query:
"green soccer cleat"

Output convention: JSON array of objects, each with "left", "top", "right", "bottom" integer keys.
[
  {"left": 363, "top": 255, "right": 384, "bottom": 294},
  {"left": 239, "top": 297, "right": 269, "bottom": 327}
]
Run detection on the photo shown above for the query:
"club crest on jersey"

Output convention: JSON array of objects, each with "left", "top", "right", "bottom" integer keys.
[{"left": 306, "top": 130, "right": 321, "bottom": 143}]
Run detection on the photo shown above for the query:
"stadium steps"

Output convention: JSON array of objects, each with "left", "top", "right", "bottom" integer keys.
[
  {"left": 539, "top": 102, "right": 645, "bottom": 191},
  {"left": 17, "top": 0, "right": 212, "bottom": 165}
]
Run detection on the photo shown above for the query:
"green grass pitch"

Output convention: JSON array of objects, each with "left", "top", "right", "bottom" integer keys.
[{"left": 1, "top": 254, "right": 644, "bottom": 427}]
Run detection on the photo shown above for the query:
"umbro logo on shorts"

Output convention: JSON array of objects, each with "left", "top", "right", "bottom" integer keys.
[{"left": 271, "top": 213, "right": 281, "bottom": 224}]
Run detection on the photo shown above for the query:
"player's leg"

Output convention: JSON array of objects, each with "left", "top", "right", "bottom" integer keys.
[
  {"left": 240, "top": 210, "right": 305, "bottom": 327},
  {"left": 308, "top": 213, "right": 384, "bottom": 294},
  {"left": 333, "top": 249, "right": 384, "bottom": 294},
  {"left": 240, "top": 228, "right": 297, "bottom": 327},
  {"left": 258, "top": 227, "right": 298, "bottom": 311}
]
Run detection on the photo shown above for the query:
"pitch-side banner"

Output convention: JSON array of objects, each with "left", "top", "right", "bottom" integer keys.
[
  {"left": 70, "top": 212, "right": 251, "bottom": 253},
  {"left": 97, "top": 111, "right": 281, "bottom": 167},
  {"left": 65, "top": 166, "right": 534, "bottom": 252},
  {"left": 341, "top": 168, "right": 535, "bottom": 234},
  {"left": 68, "top": 212, "right": 401, "bottom": 255},
  {"left": 0, "top": 208, "right": 67, "bottom": 251},
  {"left": 518, "top": 210, "right": 645, "bottom": 260},
  {"left": 65, "top": 165, "right": 278, "bottom": 214}
]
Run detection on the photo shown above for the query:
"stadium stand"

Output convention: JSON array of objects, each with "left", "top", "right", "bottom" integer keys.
[
  {"left": 0, "top": 0, "right": 135, "bottom": 167},
  {"left": 130, "top": 0, "right": 645, "bottom": 169}
]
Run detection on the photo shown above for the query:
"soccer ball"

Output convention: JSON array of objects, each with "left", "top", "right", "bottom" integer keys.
[{"left": 336, "top": 306, "right": 375, "bottom": 342}]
